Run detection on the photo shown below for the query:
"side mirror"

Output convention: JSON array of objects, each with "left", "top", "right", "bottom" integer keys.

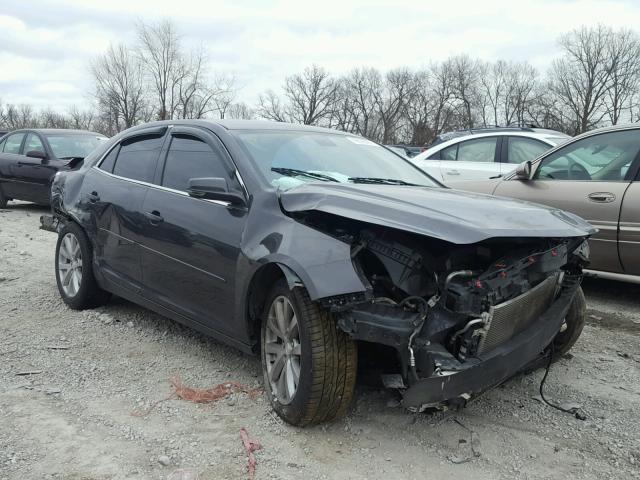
[
  {"left": 515, "top": 160, "right": 533, "bottom": 181},
  {"left": 187, "top": 177, "right": 246, "bottom": 207},
  {"left": 26, "top": 150, "right": 47, "bottom": 162}
]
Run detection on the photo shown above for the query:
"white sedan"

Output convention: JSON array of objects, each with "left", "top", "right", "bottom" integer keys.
[{"left": 410, "top": 128, "right": 570, "bottom": 183}]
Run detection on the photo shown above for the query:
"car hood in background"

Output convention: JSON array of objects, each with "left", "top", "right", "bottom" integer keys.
[{"left": 279, "top": 183, "right": 595, "bottom": 244}]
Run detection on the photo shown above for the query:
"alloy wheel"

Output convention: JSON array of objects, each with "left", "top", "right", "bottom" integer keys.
[
  {"left": 57, "top": 232, "right": 83, "bottom": 297},
  {"left": 264, "top": 295, "right": 301, "bottom": 404}
]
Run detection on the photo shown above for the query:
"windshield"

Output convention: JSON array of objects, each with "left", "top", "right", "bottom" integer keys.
[
  {"left": 231, "top": 130, "right": 439, "bottom": 190},
  {"left": 46, "top": 134, "right": 106, "bottom": 159}
]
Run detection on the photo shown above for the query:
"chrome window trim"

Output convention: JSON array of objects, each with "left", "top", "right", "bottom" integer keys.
[
  {"left": 92, "top": 166, "right": 236, "bottom": 208},
  {"left": 95, "top": 127, "right": 250, "bottom": 202}
]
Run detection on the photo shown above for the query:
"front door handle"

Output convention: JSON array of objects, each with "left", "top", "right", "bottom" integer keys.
[
  {"left": 87, "top": 191, "right": 100, "bottom": 203},
  {"left": 144, "top": 210, "right": 164, "bottom": 224},
  {"left": 588, "top": 192, "right": 615, "bottom": 203}
]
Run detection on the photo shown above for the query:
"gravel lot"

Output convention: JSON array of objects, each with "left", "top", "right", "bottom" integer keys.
[{"left": 1, "top": 202, "right": 639, "bottom": 480}]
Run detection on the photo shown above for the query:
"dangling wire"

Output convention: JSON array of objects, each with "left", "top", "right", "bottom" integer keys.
[{"left": 538, "top": 342, "right": 587, "bottom": 421}]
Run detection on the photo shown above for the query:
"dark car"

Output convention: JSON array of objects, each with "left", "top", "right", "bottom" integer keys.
[
  {"left": 46, "top": 120, "right": 593, "bottom": 426},
  {"left": 0, "top": 129, "right": 106, "bottom": 207}
]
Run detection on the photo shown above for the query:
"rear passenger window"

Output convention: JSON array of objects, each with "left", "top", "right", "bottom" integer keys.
[
  {"left": 161, "top": 135, "right": 232, "bottom": 192},
  {"left": 112, "top": 135, "right": 164, "bottom": 183},
  {"left": 99, "top": 145, "right": 120, "bottom": 173},
  {"left": 440, "top": 144, "right": 458, "bottom": 160},
  {"left": 507, "top": 137, "right": 549, "bottom": 164},
  {"left": 457, "top": 137, "right": 498, "bottom": 162}
]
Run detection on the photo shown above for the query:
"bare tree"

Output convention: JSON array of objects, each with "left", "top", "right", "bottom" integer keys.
[
  {"left": 1, "top": 104, "right": 38, "bottom": 129},
  {"left": 282, "top": 65, "right": 339, "bottom": 125},
  {"left": 257, "top": 90, "right": 290, "bottom": 122},
  {"left": 91, "top": 44, "right": 146, "bottom": 132},
  {"left": 450, "top": 55, "right": 481, "bottom": 128},
  {"left": 68, "top": 105, "right": 96, "bottom": 130},
  {"left": 373, "top": 68, "right": 415, "bottom": 143},
  {"left": 550, "top": 25, "right": 615, "bottom": 134},
  {"left": 604, "top": 29, "right": 640, "bottom": 124},
  {"left": 137, "top": 20, "right": 182, "bottom": 120}
]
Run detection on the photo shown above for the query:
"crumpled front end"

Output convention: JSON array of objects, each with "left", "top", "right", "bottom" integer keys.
[{"left": 294, "top": 210, "right": 591, "bottom": 410}]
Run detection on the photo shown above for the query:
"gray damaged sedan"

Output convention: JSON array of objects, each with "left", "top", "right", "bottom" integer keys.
[{"left": 46, "top": 120, "right": 594, "bottom": 426}]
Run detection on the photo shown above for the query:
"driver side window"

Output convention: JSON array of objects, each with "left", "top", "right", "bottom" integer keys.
[{"left": 536, "top": 130, "right": 639, "bottom": 182}]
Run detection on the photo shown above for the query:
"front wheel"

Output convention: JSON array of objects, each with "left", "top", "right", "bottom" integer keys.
[
  {"left": 549, "top": 286, "right": 586, "bottom": 359},
  {"left": 261, "top": 280, "right": 357, "bottom": 426},
  {"left": 55, "top": 222, "right": 111, "bottom": 310},
  {"left": 522, "top": 287, "right": 586, "bottom": 373}
]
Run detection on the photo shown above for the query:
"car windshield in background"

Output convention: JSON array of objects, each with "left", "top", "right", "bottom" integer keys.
[
  {"left": 232, "top": 130, "right": 439, "bottom": 190},
  {"left": 46, "top": 134, "right": 106, "bottom": 159}
]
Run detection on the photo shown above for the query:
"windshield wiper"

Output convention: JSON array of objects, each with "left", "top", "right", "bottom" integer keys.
[
  {"left": 59, "top": 156, "right": 85, "bottom": 160},
  {"left": 348, "top": 176, "right": 418, "bottom": 186},
  {"left": 271, "top": 167, "right": 338, "bottom": 182}
]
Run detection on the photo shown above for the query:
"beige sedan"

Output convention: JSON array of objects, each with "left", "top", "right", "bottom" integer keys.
[{"left": 448, "top": 124, "right": 640, "bottom": 283}]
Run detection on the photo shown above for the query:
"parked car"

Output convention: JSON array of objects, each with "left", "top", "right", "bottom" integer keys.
[
  {"left": 384, "top": 145, "right": 409, "bottom": 157},
  {"left": 0, "top": 129, "right": 106, "bottom": 207},
  {"left": 45, "top": 120, "right": 592, "bottom": 426},
  {"left": 388, "top": 144, "right": 425, "bottom": 158},
  {"left": 410, "top": 127, "right": 570, "bottom": 182},
  {"left": 0, "top": 129, "right": 9, "bottom": 139},
  {"left": 448, "top": 124, "right": 640, "bottom": 283}
]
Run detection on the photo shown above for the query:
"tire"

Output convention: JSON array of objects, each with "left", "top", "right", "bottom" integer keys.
[
  {"left": 549, "top": 286, "right": 586, "bottom": 359},
  {"left": 522, "top": 287, "right": 586, "bottom": 372},
  {"left": 0, "top": 185, "right": 7, "bottom": 208},
  {"left": 55, "top": 222, "right": 111, "bottom": 310},
  {"left": 261, "top": 280, "right": 357, "bottom": 426}
]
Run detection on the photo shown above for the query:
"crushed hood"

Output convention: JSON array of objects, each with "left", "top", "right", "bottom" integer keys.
[{"left": 279, "top": 183, "right": 595, "bottom": 244}]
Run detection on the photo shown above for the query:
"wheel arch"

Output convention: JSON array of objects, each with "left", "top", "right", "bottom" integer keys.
[{"left": 244, "top": 261, "right": 305, "bottom": 350}]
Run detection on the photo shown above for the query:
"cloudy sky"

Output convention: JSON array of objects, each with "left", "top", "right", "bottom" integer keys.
[{"left": 2, "top": 0, "right": 640, "bottom": 112}]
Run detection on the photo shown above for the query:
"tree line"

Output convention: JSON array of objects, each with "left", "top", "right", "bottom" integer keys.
[{"left": 2, "top": 23, "right": 640, "bottom": 145}]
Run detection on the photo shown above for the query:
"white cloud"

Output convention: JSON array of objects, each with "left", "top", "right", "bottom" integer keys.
[{"left": 2, "top": 0, "right": 640, "bottom": 109}]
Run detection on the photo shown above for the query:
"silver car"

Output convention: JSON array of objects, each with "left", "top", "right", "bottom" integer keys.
[{"left": 410, "top": 127, "right": 569, "bottom": 183}]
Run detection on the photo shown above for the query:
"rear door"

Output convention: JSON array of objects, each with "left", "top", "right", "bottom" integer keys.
[
  {"left": 494, "top": 129, "right": 640, "bottom": 274},
  {"left": 439, "top": 136, "right": 501, "bottom": 182},
  {"left": 139, "top": 126, "right": 247, "bottom": 336},
  {"left": 0, "top": 132, "right": 26, "bottom": 199},
  {"left": 87, "top": 128, "right": 167, "bottom": 291}
]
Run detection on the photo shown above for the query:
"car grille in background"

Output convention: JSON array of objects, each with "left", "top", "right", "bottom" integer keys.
[{"left": 477, "top": 274, "right": 559, "bottom": 355}]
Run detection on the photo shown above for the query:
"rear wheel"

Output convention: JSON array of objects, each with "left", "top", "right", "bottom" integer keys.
[
  {"left": 261, "top": 280, "right": 357, "bottom": 426},
  {"left": 55, "top": 222, "right": 111, "bottom": 310}
]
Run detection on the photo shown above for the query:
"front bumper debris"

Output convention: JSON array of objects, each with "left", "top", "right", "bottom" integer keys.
[
  {"left": 401, "top": 279, "right": 580, "bottom": 408},
  {"left": 39, "top": 214, "right": 60, "bottom": 233}
]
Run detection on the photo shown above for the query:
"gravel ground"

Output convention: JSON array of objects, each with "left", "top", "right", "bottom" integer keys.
[{"left": 1, "top": 202, "right": 639, "bottom": 480}]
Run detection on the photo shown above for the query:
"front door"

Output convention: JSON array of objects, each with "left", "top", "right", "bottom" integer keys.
[
  {"left": 494, "top": 129, "right": 640, "bottom": 274},
  {"left": 618, "top": 181, "right": 640, "bottom": 275},
  {"left": 139, "top": 127, "right": 247, "bottom": 336},
  {"left": 13, "top": 132, "right": 58, "bottom": 204}
]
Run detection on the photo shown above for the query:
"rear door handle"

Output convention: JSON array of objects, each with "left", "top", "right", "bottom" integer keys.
[
  {"left": 88, "top": 191, "right": 100, "bottom": 203},
  {"left": 588, "top": 192, "right": 615, "bottom": 203},
  {"left": 144, "top": 210, "right": 164, "bottom": 224},
  {"left": 446, "top": 169, "right": 460, "bottom": 175}
]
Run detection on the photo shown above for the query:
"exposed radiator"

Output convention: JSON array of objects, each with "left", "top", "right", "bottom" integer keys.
[{"left": 477, "top": 274, "right": 559, "bottom": 354}]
